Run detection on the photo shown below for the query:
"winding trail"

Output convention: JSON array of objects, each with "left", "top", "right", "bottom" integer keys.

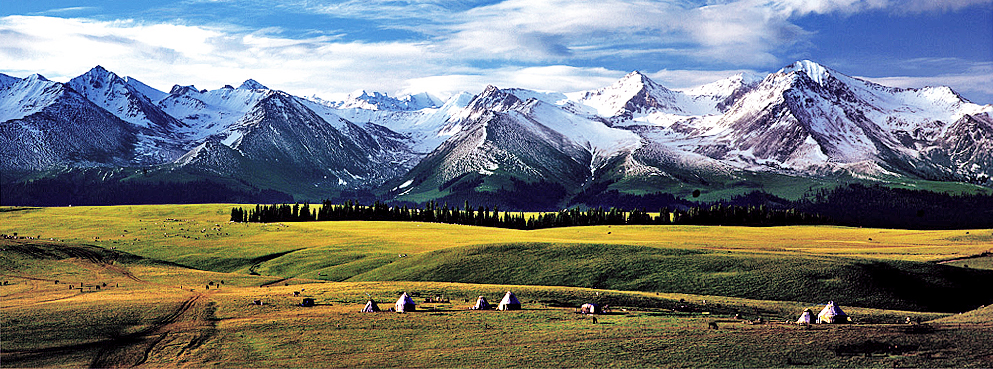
[
  {"left": 2, "top": 240, "right": 218, "bottom": 368},
  {"left": 89, "top": 294, "right": 214, "bottom": 368}
]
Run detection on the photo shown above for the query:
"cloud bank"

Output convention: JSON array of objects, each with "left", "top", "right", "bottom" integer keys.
[{"left": 0, "top": 0, "right": 990, "bottom": 102}]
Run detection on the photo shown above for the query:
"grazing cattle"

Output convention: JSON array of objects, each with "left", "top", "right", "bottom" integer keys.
[{"left": 708, "top": 321, "right": 719, "bottom": 330}]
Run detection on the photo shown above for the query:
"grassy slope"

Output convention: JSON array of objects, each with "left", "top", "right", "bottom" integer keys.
[
  {"left": 6, "top": 205, "right": 990, "bottom": 368},
  {"left": 348, "top": 242, "right": 993, "bottom": 312},
  {"left": 3, "top": 206, "right": 992, "bottom": 312},
  {"left": 4, "top": 238, "right": 990, "bottom": 368},
  {"left": 4, "top": 205, "right": 991, "bottom": 265}
]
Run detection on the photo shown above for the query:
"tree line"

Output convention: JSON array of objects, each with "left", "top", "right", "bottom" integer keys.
[{"left": 230, "top": 200, "right": 829, "bottom": 229}]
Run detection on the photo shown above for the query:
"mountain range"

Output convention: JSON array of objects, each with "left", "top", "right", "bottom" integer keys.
[{"left": 2, "top": 61, "right": 991, "bottom": 208}]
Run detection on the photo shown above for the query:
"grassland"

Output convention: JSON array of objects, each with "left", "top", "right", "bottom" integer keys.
[{"left": 2, "top": 205, "right": 993, "bottom": 367}]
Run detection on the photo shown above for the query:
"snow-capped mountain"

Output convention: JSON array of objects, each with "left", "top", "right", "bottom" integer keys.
[
  {"left": 179, "top": 90, "right": 402, "bottom": 188},
  {"left": 685, "top": 61, "right": 992, "bottom": 180},
  {"left": 2, "top": 61, "right": 991, "bottom": 206},
  {"left": 329, "top": 92, "right": 474, "bottom": 154},
  {"left": 392, "top": 86, "right": 599, "bottom": 199},
  {"left": 0, "top": 74, "right": 139, "bottom": 171},
  {"left": 158, "top": 81, "right": 272, "bottom": 143},
  {"left": 317, "top": 90, "right": 442, "bottom": 111},
  {"left": 67, "top": 66, "right": 187, "bottom": 164},
  {"left": 67, "top": 66, "right": 180, "bottom": 130}
]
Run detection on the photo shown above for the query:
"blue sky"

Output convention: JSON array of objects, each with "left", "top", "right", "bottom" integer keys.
[{"left": 1, "top": 0, "right": 991, "bottom": 103}]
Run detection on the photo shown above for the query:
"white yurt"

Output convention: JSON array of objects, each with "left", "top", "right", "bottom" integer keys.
[
  {"left": 471, "top": 296, "right": 491, "bottom": 310},
  {"left": 360, "top": 299, "right": 381, "bottom": 313},
  {"left": 816, "top": 301, "right": 849, "bottom": 323},
  {"left": 497, "top": 291, "right": 521, "bottom": 311},
  {"left": 395, "top": 292, "right": 416, "bottom": 313},
  {"left": 796, "top": 308, "right": 813, "bottom": 325}
]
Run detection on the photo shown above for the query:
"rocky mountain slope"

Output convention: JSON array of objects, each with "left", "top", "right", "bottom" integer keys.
[{"left": 1, "top": 61, "right": 990, "bottom": 206}]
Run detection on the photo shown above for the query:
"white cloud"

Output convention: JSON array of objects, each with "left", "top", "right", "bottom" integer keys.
[
  {"left": 402, "top": 65, "right": 625, "bottom": 97},
  {"left": 0, "top": 15, "right": 451, "bottom": 99},
  {"left": 649, "top": 68, "right": 764, "bottom": 90},
  {"left": 30, "top": 6, "right": 100, "bottom": 15},
  {"left": 310, "top": 0, "right": 462, "bottom": 20},
  {"left": 889, "top": 0, "right": 993, "bottom": 13},
  {"left": 438, "top": 0, "right": 818, "bottom": 66},
  {"left": 0, "top": 15, "right": 643, "bottom": 100},
  {"left": 1, "top": 0, "right": 989, "bottom": 102}
]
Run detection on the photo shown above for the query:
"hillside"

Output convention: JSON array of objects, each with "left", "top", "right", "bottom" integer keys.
[
  {"left": 3, "top": 232, "right": 992, "bottom": 368},
  {"left": 4, "top": 205, "right": 992, "bottom": 313},
  {"left": 347, "top": 242, "right": 993, "bottom": 312}
]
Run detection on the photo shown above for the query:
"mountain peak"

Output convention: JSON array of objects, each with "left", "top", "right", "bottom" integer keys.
[
  {"left": 779, "top": 60, "right": 832, "bottom": 85},
  {"left": 69, "top": 66, "right": 125, "bottom": 95},
  {"left": 615, "top": 71, "right": 663, "bottom": 89},
  {"left": 169, "top": 84, "right": 200, "bottom": 95},
  {"left": 80, "top": 65, "right": 121, "bottom": 82},
  {"left": 481, "top": 85, "right": 501, "bottom": 94},
  {"left": 467, "top": 85, "right": 523, "bottom": 113},
  {"left": 238, "top": 79, "right": 268, "bottom": 90},
  {"left": 575, "top": 70, "right": 680, "bottom": 118},
  {"left": 25, "top": 73, "right": 50, "bottom": 82},
  {"left": 89, "top": 65, "right": 110, "bottom": 74},
  {"left": 335, "top": 90, "right": 439, "bottom": 111},
  {"left": 622, "top": 70, "right": 649, "bottom": 81}
]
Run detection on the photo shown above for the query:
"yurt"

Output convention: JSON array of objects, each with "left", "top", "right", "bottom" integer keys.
[
  {"left": 497, "top": 291, "right": 521, "bottom": 311},
  {"left": 580, "top": 303, "right": 602, "bottom": 314},
  {"left": 360, "top": 299, "right": 380, "bottom": 313},
  {"left": 471, "top": 296, "right": 491, "bottom": 310},
  {"left": 395, "top": 292, "right": 416, "bottom": 313},
  {"left": 796, "top": 308, "right": 813, "bottom": 325},
  {"left": 816, "top": 301, "right": 849, "bottom": 323}
]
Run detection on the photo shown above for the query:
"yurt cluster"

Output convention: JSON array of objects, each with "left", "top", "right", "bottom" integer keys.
[
  {"left": 360, "top": 291, "right": 523, "bottom": 313},
  {"left": 797, "top": 301, "right": 850, "bottom": 324},
  {"left": 358, "top": 293, "right": 852, "bottom": 325}
]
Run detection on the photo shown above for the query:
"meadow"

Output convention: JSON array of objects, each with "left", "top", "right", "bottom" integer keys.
[{"left": 2, "top": 205, "right": 992, "bottom": 367}]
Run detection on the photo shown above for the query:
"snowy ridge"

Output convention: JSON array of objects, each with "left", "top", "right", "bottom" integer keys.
[
  {"left": 310, "top": 92, "right": 473, "bottom": 153},
  {"left": 0, "top": 73, "right": 19, "bottom": 90},
  {"left": 2, "top": 61, "right": 992, "bottom": 198},
  {"left": 159, "top": 83, "right": 272, "bottom": 143},
  {"left": 320, "top": 90, "right": 442, "bottom": 111},
  {"left": 0, "top": 74, "right": 65, "bottom": 123},
  {"left": 68, "top": 66, "right": 177, "bottom": 130},
  {"left": 568, "top": 71, "right": 684, "bottom": 118}
]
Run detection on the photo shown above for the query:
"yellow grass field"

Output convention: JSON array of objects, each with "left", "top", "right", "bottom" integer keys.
[
  {"left": 2, "top": 205, "right": 992, "bottom": 367},
  {"left": 2, "top": 205, "right": 991, "bottom": 269}
]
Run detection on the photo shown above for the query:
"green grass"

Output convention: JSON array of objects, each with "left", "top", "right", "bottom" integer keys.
[
  {"left": 3, "top": 206, "right": 992, "bottom": 312},
  {"left": 2, "top": 237, "right": 991, "bottom": 368},
  {"left": 346, "top": 242, "right": 993, "bottom": 312},
  {"left": 941, "top": 255, "right": 993, "bottom": 270},
  {"left": 3, "top": 205, "right": 993, "bottom": 367}
]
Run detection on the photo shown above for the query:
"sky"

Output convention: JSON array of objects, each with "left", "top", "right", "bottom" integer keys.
[{"left": 1, "top": 0, "right": 991, "bottom": 103}]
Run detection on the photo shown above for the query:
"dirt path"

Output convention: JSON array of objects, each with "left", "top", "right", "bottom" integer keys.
[
  {"left": 89, "top": 293, "right": 216, "bottom": 368},
  {"left": 0, "top": 293, "right": 215, "bottom": 368},
  {"left": 3, "top": 240, "right": 219, "bottom": 367}
]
